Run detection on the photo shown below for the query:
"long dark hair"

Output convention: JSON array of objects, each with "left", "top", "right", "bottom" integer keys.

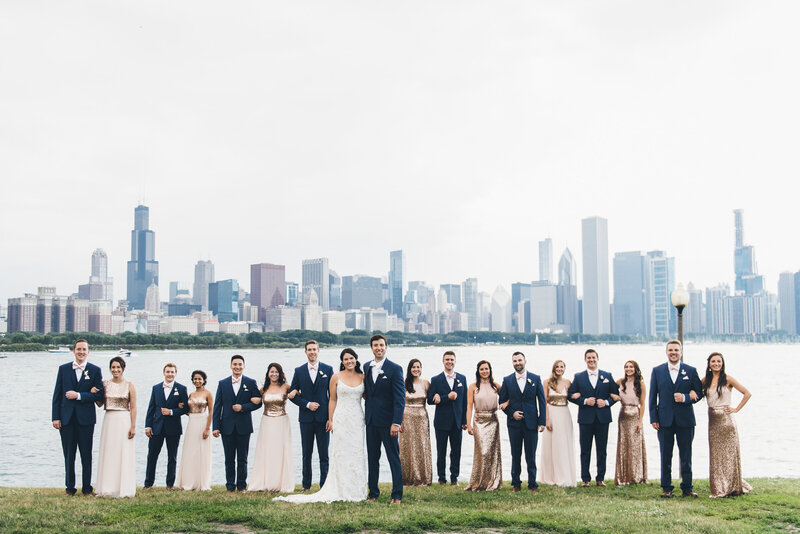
[
  {"left": 619, "top": 360, "right": 643, "bottom": 398},
  {"left": 475, "top": 360, "right": 498, "bottom": 393},
  {"left": 702, "top": 352, "right": 727, "bottom": 397},
  {"left": 547, "top": 360, "right": 565, "bottom": 392},
  {"left": 340, "top": 348, "right": 363, "bottom": 374},
  {"left": 405, "top": 359, "right": 422, "bottom": 393},
  {"left": 261, "top": 362, "right": 286, "bottom": 393}
]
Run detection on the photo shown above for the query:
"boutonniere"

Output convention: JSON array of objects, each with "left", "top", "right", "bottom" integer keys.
[
  {"left": 83, "top": 370, "right": 90, "bottom": 379},
  {"left": 243, "top": 385, "right": 248, "bottom": 391},
  {"left": 378, "top": 369, "right": 384, "bottom": 376},
  {"left": 599, "top": 374, "right": 604, "bottom": 381},
  {"left": 456, "top": 380, "right": 462, "bottom": 387},
  {"left": 680, "top": 369, "right": 686, "bottom": 376},
  {"left": 527, "top": 378, "right": 533, "bottom": 385}
]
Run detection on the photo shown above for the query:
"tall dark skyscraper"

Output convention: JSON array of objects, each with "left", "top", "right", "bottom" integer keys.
[
  {"left": 126, "top": 205, "right": 159, "bottom": 310},
  {"left": 389, "top": 250, "right": 405, "bottom": 318}
]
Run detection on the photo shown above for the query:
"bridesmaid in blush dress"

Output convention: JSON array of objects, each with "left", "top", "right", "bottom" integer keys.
[
  {"left": 539, "top": 360, "right": 576, "bottom": 487},
  {"left": 95, "top": 356, "right": 137, "bottom": 498},
  {"left": 465, "top": 360, "right": 503, "bottom": 491},
  {"left": 611, "top": 360, "right": 647, "bottom": 486},
  {"left": 702, "top": 352, "right": 752, "bottom": 498},
  {"left": 176, "top": 370, "right": 214, "bottom": 491},
  {"left": 399, "top": 359, "right": 433, "bottom": 486},
  {"left": 249, "top": 363, "right": 294, "bottom": 492}
]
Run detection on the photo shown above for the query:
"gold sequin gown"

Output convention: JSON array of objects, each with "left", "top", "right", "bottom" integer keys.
[
  {"left": 177, "top": 394, "right": 212, "bottom": 490},
  {"left": 614, "top": 381, "right": 647, "bottom": 485},
  {"left": 249, "top": 391, "right": 294, "bottom": 492},
  {"left": 540, "top": 387, "right": 577, "bottom": 487},
  {"left": 707, "top": 387, "right": 751, "bottom": 497},
  {"left": 465, "top": 382, "right": 502, "bottom": 491},
  {"left": 96, "top": 379, "right": 136, "bottom": 498},
  {"left": 399, "top": 383, "right": 433, "bottom": 485}
]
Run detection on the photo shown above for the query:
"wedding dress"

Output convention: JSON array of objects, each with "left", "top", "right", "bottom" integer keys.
[{"left": 274, "top": 380, "right": 367, "bottom": 503}]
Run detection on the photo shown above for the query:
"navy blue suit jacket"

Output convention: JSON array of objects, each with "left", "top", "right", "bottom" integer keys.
[
  {"left": 212, "top": 375, "right": 260, "bottom": 435},
  {"left": 289, "top": 362, "right": 333, "bottom": 424},
  {"left": 498, "top": 371, "right": 547, "bottom": 430},
  {"left": 364, "top": 359, "right": 405, "bottom": 427},
  {"left": 567, "top": 369, "right": 619, "bottom": 424},
  {"left": 426, "top": 372, "right": 467, "bottom": 430},
  {"left": 52, "top": 361, "right": 104, "bottom": 426},
  {"left": 145, "top": 381, "right": 189, "bottom": 436},
  {"left": 649, "top": 362, "right": 703, "bottom": 428}
]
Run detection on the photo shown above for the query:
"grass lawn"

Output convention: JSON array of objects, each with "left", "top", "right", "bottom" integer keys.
[{"left": 0, "top": 479, "right": 798, "bottom": 534}]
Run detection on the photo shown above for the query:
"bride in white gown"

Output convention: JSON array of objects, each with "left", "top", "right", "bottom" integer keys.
[{"left": 275, "top": 348, "right": 367, "bottom": 503}]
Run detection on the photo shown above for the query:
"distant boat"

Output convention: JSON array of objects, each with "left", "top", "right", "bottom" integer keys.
[
  {"left": 48, "top": 346, "right": 71, "bottom": 354},
  {"left": 0, "top": 353, "right": 7, "bottom": 359},
  {"left": 535, "top": 334, "right": 539, "bottom": 346},
  {"left": 117, "top": 349, "right": 132, "bottom": 358}
]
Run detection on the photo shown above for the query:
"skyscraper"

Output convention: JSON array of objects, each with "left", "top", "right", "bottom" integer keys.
[
  {"left": 78, "top": 248, "right": 114, "bottom": 302},
  {"left": 539, "top": 238, "right": 553, "bottom": 283},
  {"left": 389, "top": 250, "right": 405, "bottom": 318},
  {"left": 342, "top": 275, "right": 383, "bottom": 310},
  {"left": 193, "top": 260, "right": 215, "bottom": 310},
  {"left": 251, "top": 263, "right": 286, "bottom": 322},
  {"left": 733, "top": 209, "right": 763, "bottom": 295},
  {"left": 581, "top": 216, "right": 610, "bottom": 334},
  {"left": 209, "top": 279, "right": 239, "bottom": 322},
  {"left": 440, "top": 284, "right": 461, "bottom": 311},
  {"left": 778, "top": 272, "right": 796, "bottom": 335},
  {"left": 302, "top": 258, "right": 330, "bottom": 311},
  {"left": 126, "top": 205, "right": 159, "bottom": 310},
  {"left": 329, "top": 270, "right": 342, "bottom": 310},
  {"left": 462, "top": 277, "right": 478, "bottom": 331},
  {"left": 557, "top": 247, "right": 579, "bottom": 334},
  {"left": 613, "top": 251, "right": 647, "bottom": 335},
  {"left": 645, "top": 250, "right": 676, "bottom": 336}
]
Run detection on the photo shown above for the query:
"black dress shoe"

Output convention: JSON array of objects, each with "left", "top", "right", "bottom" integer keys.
[
  {"left": 682, "top": 490, "right": 698, "bottom": 498},
  {"left": 660, "top": 490, "right": 673, "bottom": 498}
]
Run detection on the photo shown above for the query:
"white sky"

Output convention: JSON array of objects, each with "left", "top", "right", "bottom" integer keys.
[{"left": 1, "top": 1, "right": 798, "bottom": 305}]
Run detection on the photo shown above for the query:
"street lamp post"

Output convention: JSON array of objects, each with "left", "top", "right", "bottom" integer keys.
[{"left": 671, "top": 282, "right": 690, "bottom": 361}]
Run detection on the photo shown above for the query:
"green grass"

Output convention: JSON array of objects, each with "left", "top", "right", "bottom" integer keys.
[{"left": 1, "top": 479, "right": 798, "bottom": 533}]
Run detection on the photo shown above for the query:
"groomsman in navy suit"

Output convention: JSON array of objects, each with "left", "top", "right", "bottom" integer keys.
[
  {"left": 649, "top": 340, "right": 703, "bottom": 498},
  {"left": 144, "top": 362, "right": 189, "bottom": 489},
  {"left": 567, "top": 348, "right": 619, "bottom": 487},
  {"left": 498, "top": 351, "right": 546, "bottom": 492},
  {"left": 213, "top": 354, "right": 261, "bottom": 492},
  {"left": 363, "top": 334, "right": 405, "bottom": 504},
  {"left": 51, "top": 339, "right": 104, "bottom": 496},
  {"left": 426, "top": 350, "right": 467, "bottom": 485},
  {"left": 289, "top": 339, "right": 333, "bottom": 491}
]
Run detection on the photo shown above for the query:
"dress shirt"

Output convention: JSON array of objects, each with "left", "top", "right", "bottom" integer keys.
[
  {"left": 445, "top": 373, "right": 455, "bottom": 389},
  {"left": 232, "top": 376, "right": 241, "bottom": 396},
  {"left": 163, "top": 381, "right": 173, "bottom": 400},
  {"left": 371, "top": 359, "right": 385, "bottom": 383},
  {"left": 588, "top": 370, "right": 598, "bottom": 389},
  {"left": 308, "top": 364, "right": 318, "bottom": 384},
  {"left": 669, "top": 364, "right": 680, "bottom": 383},
  {"left": 516, "top": 371, "right": 527, "bottom": 394}
]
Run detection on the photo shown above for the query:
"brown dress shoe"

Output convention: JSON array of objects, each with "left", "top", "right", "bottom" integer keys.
[
  {"left": 582, "top": 482, "right": 591, "bottom": 487},
  {"left": 367, "top": 497, "right": 378, "bottom": 502},
  {"left": 682, "top": 491, "right": 698, "bottom": 498},
  {"left": 438, "top": 481, "right": 447, "bottom": 485},
  {"left": 596, "top": 481, "right": 606, "bottom": 487},
  {"left": 390, "top": 499, "right": 402, "bottom": 505},
  {"left": 660, "top": 490, "right": 673, "bottom": 498},
  {"left": 450, "top": 481, "right": 458, "bottom": 486},
  {"left": 529, "top": 488, "right": 538, "bottom": 493},
  {"left": 512, "top": 486, "right": 521, "bottom": 492}
]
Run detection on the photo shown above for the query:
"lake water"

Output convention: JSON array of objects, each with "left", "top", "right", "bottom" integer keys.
[{"left": 1, "top": 343, "right": 796, "bottom": 487}]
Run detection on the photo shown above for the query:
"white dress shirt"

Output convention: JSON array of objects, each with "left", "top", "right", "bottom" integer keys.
[
  {"left": 588, "top": 370, "right": 598, "bottom": 389},
  {"left": 371, "top": 359, "right": 385, "bottom": 383},
  {"left": 232, "top": 376, "right": 241, "bottom": 396},
  {"left": 308, "top": 363, "right": 318, "bottom": 384},
  {"left": 445, "top": 373, "right": 455, "bottom": 389},
  {"left": 516, "top": 371, "right": 527, "bottom": 394},
  {"left": 669, "top": 364, "right": 680, "bottom": 383}
]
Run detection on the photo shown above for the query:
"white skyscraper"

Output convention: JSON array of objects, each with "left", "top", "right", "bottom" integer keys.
[
  {"left": 490, "top": 286, "right": 512, "bottom": 332},
  {"left": 539, "top": 238, "right": 553, "bottom": 283},
  {"left": 778, "top": 272, "right": 796, "bottom": 335},
  {"left": 581, "top": 216, "right": 610, "bottom": 334},
  {"left": 302, "top": 258, "right": 330, "bottom": 311},
  {"left": 193, "top": 260, "right": 215, "bottom": 310}
]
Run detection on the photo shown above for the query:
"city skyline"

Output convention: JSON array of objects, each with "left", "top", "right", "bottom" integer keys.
[{"left": 2, "top": 2, "right": 799, "bottom": 306}]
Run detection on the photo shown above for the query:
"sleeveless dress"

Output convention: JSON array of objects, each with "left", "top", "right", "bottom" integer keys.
[
  {"left": 250, "top": 391, "right": 294, "bottom": 492},
  {"left": 614, "top": 381, "right": 647, "bottom": 485},
  {"left": 96, "top": 379, "right": 136, "bottom": 498},
  {"left": 275, "top": 381, "right": 367, "bottom": 503},
  {"left": 707, "top": 387, "right": 752, "bottom": 497},
  {"left": 465, "top": 382, "right": 502, "bottom": 491},
  {"left": 176, "top": 395, "right": 212, "bottom": 490},
  {"left": 539, "top": 386, "right": 576, "bottom": 487},
  {"left": 399, "top": 383, "right": 433, "bottom": 486}
]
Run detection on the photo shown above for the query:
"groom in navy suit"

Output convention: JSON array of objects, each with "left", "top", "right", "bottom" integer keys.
[
  {"left": 213, "top": 354, "right": 261, "bottom": 492},
  {"left": 499, "top": 351, "right": 546, "bottom": 492},
  {"left": 567, "top": 348, "right": 619, "bottom": 487},
  {"left": 363, "top": 334, "right": 405, "bottom": 504},
  {"left": 51, "top": 339, "right": 104, "bottom": 496},
  {"left": 427, "top": 350, "right": 467, "bottom": 485},
  {"left": 289, "top": 339, "right": 333, "bottom": 491},
  {"left": 649, "top": 340, "right": 703, "bottom": 498},
  {"left": 144, "top": 362, "right": 189, "bottom": 489}
]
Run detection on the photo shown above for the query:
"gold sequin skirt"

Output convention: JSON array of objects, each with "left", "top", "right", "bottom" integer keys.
[
  {"left": 708, "top": 407, "right": 752, "bottom": 498},
  {"left": 614, "top": 405, "right": 647, "bottom": 486},
  {"left": 399, "top": 407, "right": 433, "bottom": 486},
  {"left": 466, "top": 410, "right": 502, "bottom": 491}
]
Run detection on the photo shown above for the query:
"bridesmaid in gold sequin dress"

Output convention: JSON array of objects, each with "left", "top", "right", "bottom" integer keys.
[
  {"left": 702, "top": 352, "right": 752, "bottom": 498},
  {"left": 465, "top": 360, "right": 503, "bottom": 491},
  {"left": 540, "top": 360, "right": 576, "bottom": 487},
  {"left": 250, "top": 363, "right": 294, "bottom": 492},
  {"left": 95, "top": 356, "right": 137, "bottom": 498},
  {"left": 611, "top": 361, "right": 647, "bottom": 485},
  {"left": 177, "top": 370, "right": 214, "bottom": 490},
  {"left": 399, "top": 359, "right": 433, "bottom": 486}
]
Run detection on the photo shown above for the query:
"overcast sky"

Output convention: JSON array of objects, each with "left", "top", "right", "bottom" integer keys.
[{"left": 2, "top": 1, "right": 798, "bottom": 306}]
